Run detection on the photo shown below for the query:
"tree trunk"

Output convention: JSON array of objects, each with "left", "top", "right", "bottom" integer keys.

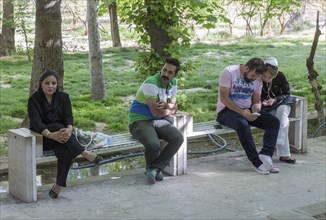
[
  {"left": 306, "top": 11, "right": 325, "bottom": 134},
  {"left": 146, "top": 0, "right": 170, "bottom": 57},
  {"left": 87, "top": 0, "right": 106, "bottom": 100},
  {"left": 30, "top": 0, "right": 64, "bottom": 94},
  {"left": 260, "top": 19, "right": 268, "bottom": 36},
  {"left": 21, "top": 0, "right": 64, "bottom": 128},
  {"left": 0, "top": 0, "right": 15, "bottom": 56},
  {"left": 108, "top": 1, "right": 122, "bottom": 47}
]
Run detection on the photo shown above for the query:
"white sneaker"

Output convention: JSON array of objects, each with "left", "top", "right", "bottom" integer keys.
[
  {"left": 270, "top": 163, "right": 280, "bottom": 173},
  {"left": 252, "top": 164, "right": 270, "bottom": 174},
  {"left": 258, "top": 154, "right": 273, "bottom": 170}
]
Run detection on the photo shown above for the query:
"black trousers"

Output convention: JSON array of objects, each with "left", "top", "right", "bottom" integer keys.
[{"left": 43, "top": 123, "right": 84, "bottom": 187}]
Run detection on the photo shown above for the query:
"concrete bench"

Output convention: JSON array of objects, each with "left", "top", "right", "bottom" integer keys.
[
  {"left": 7, "top": 113, "right": 191, "bottom": 202},
  {"left": 7, "top": 96, "right": 307, "bottom": 202},
  {"left": 189, "top": 95, "right": 308, "bottom": 153}
]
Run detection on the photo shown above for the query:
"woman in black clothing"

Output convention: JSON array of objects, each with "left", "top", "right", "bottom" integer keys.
[
  {"left": 28, "top": 70, "right": 103, "bottom": 198},
  {"left": 261, "top": 57, "right": 296, "bottom": 164}
]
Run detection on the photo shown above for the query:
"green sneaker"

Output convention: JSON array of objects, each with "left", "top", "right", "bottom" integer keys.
[
  {"left": 144, "top": 168, "right": 157, "bottom": 184},
  {"left": 155, "top": 171, "right": 164, "bottom": 181}
]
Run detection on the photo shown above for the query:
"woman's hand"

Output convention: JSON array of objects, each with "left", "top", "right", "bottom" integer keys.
[
  {"left": 48, "top": 131, "right": 64, "bottom": 143},
  {"left": 48, "top": 128, "right": 72, "bottom": 143},
  {"left": 58, "top": 127, "right": 72, "bottom": 143},
  {"left": 263, "top": 99, "right": 276, "bottom": 106}
]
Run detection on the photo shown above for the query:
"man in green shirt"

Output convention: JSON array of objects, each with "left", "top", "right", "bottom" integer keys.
[{"left": 128, "top": 57, "right": 184, "bottom": 184}]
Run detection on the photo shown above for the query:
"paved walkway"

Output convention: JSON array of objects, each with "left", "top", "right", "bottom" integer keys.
[{"left": 1, "top": 136, "right": 325, "bottom": 220}]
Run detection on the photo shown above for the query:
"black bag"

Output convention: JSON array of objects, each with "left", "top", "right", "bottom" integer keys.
[{"left": 263, "top": 96, "right": 296, "bottom": 112}]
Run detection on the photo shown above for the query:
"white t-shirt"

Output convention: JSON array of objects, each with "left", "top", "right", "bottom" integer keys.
[{"left": 217, "top": 65, "right": 262, "bottom": 113}]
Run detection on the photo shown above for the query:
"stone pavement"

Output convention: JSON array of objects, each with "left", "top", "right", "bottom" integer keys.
[{"left": 0, "top": 136, "right": 325, "bottom": 220}]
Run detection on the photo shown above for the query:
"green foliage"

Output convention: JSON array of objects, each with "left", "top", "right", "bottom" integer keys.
[
  {"left": 1, "top": 36, "right": 325, "bottom": 135},
  {"left": 0, "top": 117, "right": 21, "bottom": 134},
  {"left": 118, "top": 0, "right": 230, "bottom": 79},
  {"left": 14, "top": 0, "right": 34, "bottom": 59}
]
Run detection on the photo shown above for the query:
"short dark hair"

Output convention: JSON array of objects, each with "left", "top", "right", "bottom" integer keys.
[
  {"left": 245, "top": 58, "right": 265, "bottom": 75},
  {"left": 165, "top": 57, "right": 180, "bottom": 74},
  {"left": 38, "top": 69, "right": 59, "bottom": 92}
]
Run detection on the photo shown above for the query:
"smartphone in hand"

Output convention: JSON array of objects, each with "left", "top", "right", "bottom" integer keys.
[{"left": 252, "top": 112, "right": 261, "bottom": 117}]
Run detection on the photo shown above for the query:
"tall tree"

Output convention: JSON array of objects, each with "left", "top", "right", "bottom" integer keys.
[
  {"left": 21, "top": 0, "right": 63, "bottom": 128},
  {"left": 238, "top": 0, "right": 262, "bottom": 36},
  {"left": 259, "top": 0, "right": 300, "bottom": 36},
  {"left": 15, "top": 0, "right": 34, "bottom": 61},
  {"left": 119, "top": 0, "right": 229, "bottom": 78},
  {"left": 87, "top": 0, "right": 106, "bottom": 100},
  {"left": 108, "top": 0, "right": 122, "bottom": 47},
  {"left": 30, "top": 0, "right": 64, "bottom": 94},
  {"left": 0, "top": 0, "right": 15, "bottom": 56},
  {"left": 275, "top": 0, "right": 301, "bottom": 35},
  {"left": 259, "top": 0, "right": 273, "bottom": 36}
]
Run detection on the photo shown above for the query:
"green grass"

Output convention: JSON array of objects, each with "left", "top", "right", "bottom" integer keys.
[{"left": 0, "top": 34, "right": 325, "bottom": 136}]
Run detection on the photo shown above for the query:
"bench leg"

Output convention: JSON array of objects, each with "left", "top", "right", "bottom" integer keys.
[
  {"left": 163, "top": 113, "right": 192, "bottom": 176},
  {"left": 289, "top": 97, "right": 308, "bottom": 153},
  {"left": 8, "top": 129, "right": 37, "bottom": 202}
]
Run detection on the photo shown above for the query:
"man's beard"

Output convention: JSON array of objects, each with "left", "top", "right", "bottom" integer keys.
[{"left": 243, "top": 72, "right": 254, "bottom": 83}]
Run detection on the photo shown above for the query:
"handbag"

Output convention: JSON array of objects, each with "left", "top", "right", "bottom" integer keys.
[
  {"left": 263, "top": 96, "right": 296, "bottom": 112},
  {"left": 73, "top": 127, "right": 113, "bottom": 150}
]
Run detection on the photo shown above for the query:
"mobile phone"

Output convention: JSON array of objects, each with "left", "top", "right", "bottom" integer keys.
[
  {"left": 252, "top": 112, "right": 261, "bottom": 117},
  {"left": 156, "top": 94, "right": 160, "bottom": 102},
  {"left": 156, "top": 94, "right": 160, "bottom": 107}
]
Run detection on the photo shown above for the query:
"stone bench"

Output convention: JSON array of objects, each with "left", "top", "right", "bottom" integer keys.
[
  {"left": 7, "top": 96, "right": 307, "bottom": 202},
  {"left": 189, "top": 95, "right": 308, "bottom": 153},
  {"left": 7, "top": 113, "right": 191, "bottom": 202}
]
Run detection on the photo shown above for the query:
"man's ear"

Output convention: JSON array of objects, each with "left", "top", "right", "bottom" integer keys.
[{"left": 244, "top": 66, "right": 249, "bottom": 73}]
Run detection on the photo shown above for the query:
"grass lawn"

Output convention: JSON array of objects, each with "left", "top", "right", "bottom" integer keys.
[{"left": 0, "top": 31, "right": 325, "bottom": 139}]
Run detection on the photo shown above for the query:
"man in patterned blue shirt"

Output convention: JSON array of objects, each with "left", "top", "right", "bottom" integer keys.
[{"left": 128, "top": 57, "right": 184, "bottom": 184}]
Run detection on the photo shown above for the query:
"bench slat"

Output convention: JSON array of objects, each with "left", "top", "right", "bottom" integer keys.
[{"left": 18, "top": 117, "right": 304, "bottom": 161}]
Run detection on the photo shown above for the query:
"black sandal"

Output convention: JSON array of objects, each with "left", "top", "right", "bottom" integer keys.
[
  {"left": 280, "top": 157, "right": 296, "bottom": 164},
  {"left": 93, "top": 155, "right": 104, "bottom": 164},
  {"left": 49, "top": 184, "right": 59, "bottom": 198}
]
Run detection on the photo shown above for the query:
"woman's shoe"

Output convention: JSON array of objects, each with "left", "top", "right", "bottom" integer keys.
[
  {"left": 92, "top": 155, "right": 104, "bottom": 164},
  {"left": 280, "top": 157, "right": 296, "bottom": 164},
  {"left": 49, "top": 184, "right": 59, "bottom": 198}
]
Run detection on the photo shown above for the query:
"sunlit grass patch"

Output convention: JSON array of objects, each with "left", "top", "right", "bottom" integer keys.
[{"left": 0, "top": 35, "right": 325, "bottom": 135}]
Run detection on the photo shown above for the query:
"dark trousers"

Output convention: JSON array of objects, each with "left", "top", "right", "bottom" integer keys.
[
  {"left": 129, "top": 119, "right": 184, "bottom": 171},
  {"left": 43, "top": 123, "right": 84, "bottom": 187},
  {"left": 217, "top": 108, "right": 280, "bottom": 168}
]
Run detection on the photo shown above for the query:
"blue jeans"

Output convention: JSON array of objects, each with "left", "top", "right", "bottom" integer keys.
[
  {"left": 129, "top": 119, "right": 184, "bottom": 170},
  {"left": 217, "top": 108, "right": 280, "bottom": 168}
]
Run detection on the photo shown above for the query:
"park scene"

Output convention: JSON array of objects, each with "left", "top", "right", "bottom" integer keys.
[{"left": 0, "top": 0, "right": 325, "bottom": 219}]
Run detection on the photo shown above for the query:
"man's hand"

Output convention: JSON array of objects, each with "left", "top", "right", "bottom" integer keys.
[
  {"left": 155, "top": 100, "right": 166, "bottom": 109},
  {"left": 242, "top": 109, "right": 260, "bottom": 121}
]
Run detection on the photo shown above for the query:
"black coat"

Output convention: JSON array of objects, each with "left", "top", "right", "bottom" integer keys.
[
  {"left": 261, "top": 71, "right": 290, "bottom": 102},
  {"left": 28, "top": 90, "right": 74, "bottom": 133}
]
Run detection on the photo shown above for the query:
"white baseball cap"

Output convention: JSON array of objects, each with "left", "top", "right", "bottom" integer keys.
[{"left": 264, "top": 57, "right": 278, "bottom": 68}]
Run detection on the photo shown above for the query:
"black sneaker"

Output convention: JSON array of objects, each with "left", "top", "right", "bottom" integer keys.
[{"left": 144, "top": 168, "right": 157, "bottom": 184}]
